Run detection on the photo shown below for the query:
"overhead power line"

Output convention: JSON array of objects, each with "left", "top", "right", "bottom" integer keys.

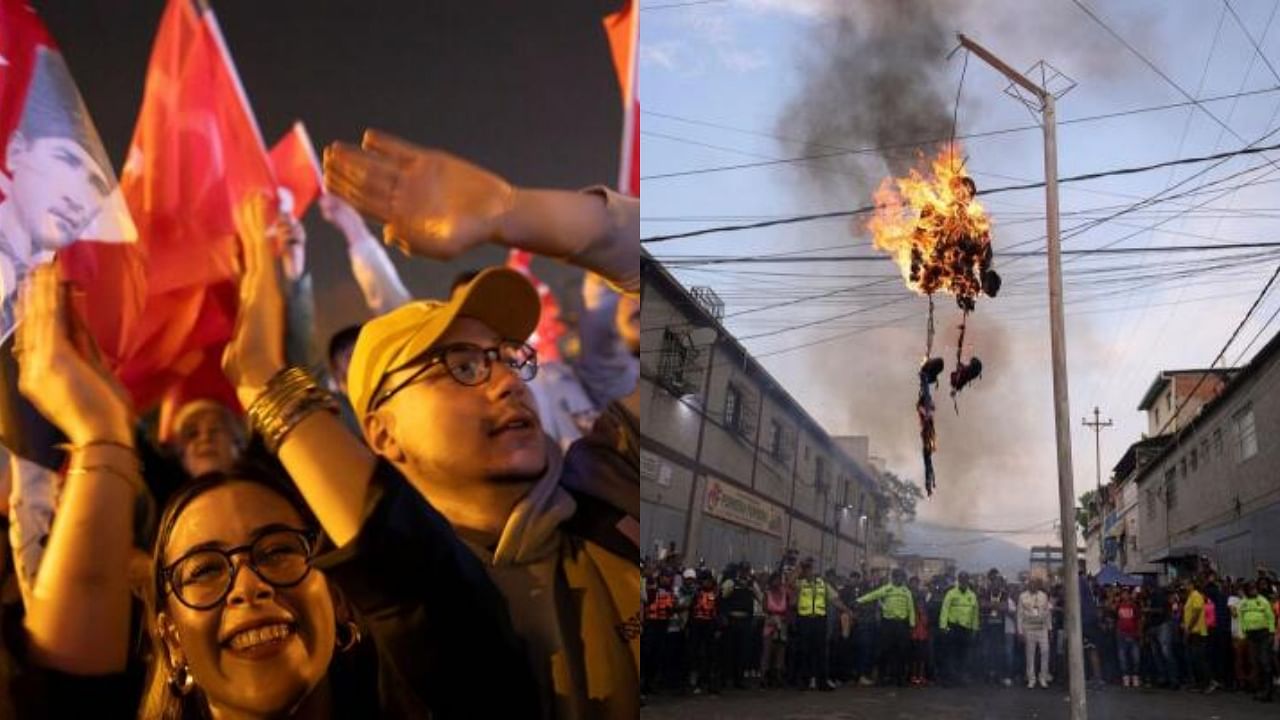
[
  {"left": 641, "top": 0, "right": 729, "bottom": 10},
  {"left": 1143, "top": 260, "right": 1280, "bottom": 446},
  {"left": 1071, "top": 0, "right": 1280, "bottom": 173},
  {"left": 641, "top": 85, "right": 1280, "bottom": 181},
  {"left": 641, "top": 138, "right": 1280, "bottom": 243},
  {"left": 656, "top": 241, "right": 1280, "bottom": 266}
]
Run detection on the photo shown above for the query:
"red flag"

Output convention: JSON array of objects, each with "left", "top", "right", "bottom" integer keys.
[
  {"left": 269, "top": 120, "right": 322, "bottom": 220},
  {"left": 63, "top": 0, "right": 277, "bottom": 411},
  {"left": 0, "top": 0, "right": 137, "bottom": 345},
  {"left": 0, "top": 0, "right": 137, "bottom": 465},
  {"left": 603, "top": 0, "right": 638, "bottom": 196}
]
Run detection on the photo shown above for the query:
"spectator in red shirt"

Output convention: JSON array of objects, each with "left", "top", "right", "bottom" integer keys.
[{"left": 1115, "top": 587, "right": 1143, "bottom": 688}]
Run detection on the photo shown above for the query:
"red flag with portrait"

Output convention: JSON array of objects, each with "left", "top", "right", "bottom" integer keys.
[
  {"left": 0, "top": 0, "right": 137, "bottom": 347},
  {"left": 0, "top": 0, "right": 137, "bottom": 464}
]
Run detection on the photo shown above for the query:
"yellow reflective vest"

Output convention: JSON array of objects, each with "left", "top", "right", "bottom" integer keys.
[
  {"left": 1239, "top": 596, "right": 1276, "bottom": 634},
  {"left": 857, "top": 582, "right": 916, "bottom": 625},
  {"left": 941, "top": 586, "right": 979, "bottom": 631},
  {"left": 796, "top": 578, "right": 828, "bottom": 617}
]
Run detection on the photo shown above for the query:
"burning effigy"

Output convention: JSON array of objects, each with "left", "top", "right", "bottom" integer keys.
[{"left": 867, "top": 144, "right": 1000, "bottom": 495}]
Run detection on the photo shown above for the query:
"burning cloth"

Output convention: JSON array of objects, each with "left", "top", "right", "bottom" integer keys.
[{"left": 869, "top": 145, "right": 999, "bottom": 495}]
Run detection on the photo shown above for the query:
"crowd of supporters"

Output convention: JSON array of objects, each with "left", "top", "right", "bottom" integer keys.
[
  {"left": 641, "top": 550, "right": 1279, "bottom": 705},
  {"left": 0, "top": 132, "right": 640, "bottom": 719}
]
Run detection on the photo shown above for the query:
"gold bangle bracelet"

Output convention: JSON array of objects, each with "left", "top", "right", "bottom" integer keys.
[
  {"left": 65, "top": 464, "right": 147, "bottom": 498},
  {"left": 247, "top": 367, "right": 339, "bottom": 453}
]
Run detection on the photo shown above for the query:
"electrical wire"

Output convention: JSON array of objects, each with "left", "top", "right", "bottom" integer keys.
[
  {"left": 642, "top": 138, "right": 1280, "bottom": 243},
  {"left": 641, "top": 86, "right": 1280, "bottom": 181}
]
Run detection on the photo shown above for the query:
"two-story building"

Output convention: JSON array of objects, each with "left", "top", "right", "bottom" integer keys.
[
  {"left": 640, "top": 257, "right": 891, "bottom": 574},
  {"left": 1104, "top": 436, "right": 1170, "bottom": 575},
  {"left": 1133, "top": 354, "right": 1280, "bottom": 577}
]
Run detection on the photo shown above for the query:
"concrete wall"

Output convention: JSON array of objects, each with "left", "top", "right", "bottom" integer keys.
[
  {"left": 1138, "top": 354, "right": 1280, "bottom": 574},
  {"left": 640, "top": 264, "right": 892, "bottom": 576}
]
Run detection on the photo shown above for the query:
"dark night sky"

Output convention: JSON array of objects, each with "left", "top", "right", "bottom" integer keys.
[{"left": 31, "top": 0, "right": 625, "bottom": 344}]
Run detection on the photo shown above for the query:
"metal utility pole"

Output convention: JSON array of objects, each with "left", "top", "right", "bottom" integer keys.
[
  {"left": 1082, "top": 407, "right": 1113, "bottom": 569},
  {"left": 1082, "top": 407, "right": 1114, "bottom": 496},
  {"left": 957, "top": 33, "right": 1086, "bottom": 720}
]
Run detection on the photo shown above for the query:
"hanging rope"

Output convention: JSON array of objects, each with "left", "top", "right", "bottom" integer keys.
[
  {"left": 952, "top": 309, "right": 969, "bottom": 413},
  {"left": 949, "top": 48, "right": 970, "bottom": 173},
  {"left": 925, "top": 293, "right": 936, "bottom": 358}
]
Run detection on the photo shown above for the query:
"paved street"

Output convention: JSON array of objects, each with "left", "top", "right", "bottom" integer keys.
[{"left": 642, "top": 684, "right": 1279, "bottom": 719}]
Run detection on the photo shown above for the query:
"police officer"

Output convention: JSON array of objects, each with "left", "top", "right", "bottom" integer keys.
[
  {"left": 795, "top": 557, "right": 846, "bottom": 690},
  {"left": 940, "top": 571, "right": 980, "bottom": 686},
  {"left": 857, "top": 568, "right": 916, "bottom": 687},
  {"left": 1239, "top": 581, "right": 1276, "bottom": 702}
]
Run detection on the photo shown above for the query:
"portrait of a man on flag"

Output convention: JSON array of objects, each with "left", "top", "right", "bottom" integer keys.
[{"left": 0, "top": 40, "right": 134, "bottom": 339}]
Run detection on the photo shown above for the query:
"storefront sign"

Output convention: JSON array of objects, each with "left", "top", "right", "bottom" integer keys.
[{"left": 704, "top": 475, "right": 784, "bottom": 537}]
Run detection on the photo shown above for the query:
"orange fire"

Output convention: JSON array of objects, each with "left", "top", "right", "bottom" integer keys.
[{"left": 867, "top": 144, "right": 996, "bottom": 310}]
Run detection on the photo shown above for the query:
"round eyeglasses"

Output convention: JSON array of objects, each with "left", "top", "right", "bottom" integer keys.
[
  {"left": 162, "top": 528, "right": 318, "bottom": 610},
  {"left": 371, "top": 341, "right": 538, "bottom": 410}
]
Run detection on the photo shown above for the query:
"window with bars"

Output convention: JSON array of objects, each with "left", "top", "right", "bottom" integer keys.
[
  {"left": 725, "top": 384, "right": 742, "bottom": 432},
  {"left": 770, "top": 423, "right": 796, "bottom": 465},
  {"left": 723, "top": 383, "right": 757, "bottom": 440},
  {"left": 657, "top": 329, "right": 694, "bottom": 393},
  {"left": 1234, "top": 405, "right": 1258, "bottom": 462},
  {"left": 1165, "top": 467, "right": 1177, "bottom": 510}
]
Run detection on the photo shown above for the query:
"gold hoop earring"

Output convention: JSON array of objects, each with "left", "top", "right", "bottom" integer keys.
[
  {"left": 167, "top": 663, "right": 195, "bottom": 696},
  {"left": 336, "top": 619, "right": 362, "bottom": 653}
]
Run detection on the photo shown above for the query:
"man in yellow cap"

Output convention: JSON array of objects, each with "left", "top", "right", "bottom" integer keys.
[
  {"left": 340, "top": 265, "right": 639, "bottom": 719},
  {"left": 221, "top": 134, "right": 640, "bottom": 718}
]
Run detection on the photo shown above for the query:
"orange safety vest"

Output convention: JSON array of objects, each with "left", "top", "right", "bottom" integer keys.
[
  {"left": 693, "top": 590, "right": 718, "bottom": 621},
  {"left": 646, "top": 590, "right": 675, "bottom": 621}
]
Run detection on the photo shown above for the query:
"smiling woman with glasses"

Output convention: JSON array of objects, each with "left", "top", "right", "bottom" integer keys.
[
  {"left": 161, "top": 525, "right": 319, "bottom": 611},
  {"left": 141, "top": 468, "right": 372, "bottom": 718}
]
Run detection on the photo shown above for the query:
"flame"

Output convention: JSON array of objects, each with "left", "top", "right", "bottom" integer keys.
[{"left": 867, "top": 144, "right": 994, "bottom": 307}]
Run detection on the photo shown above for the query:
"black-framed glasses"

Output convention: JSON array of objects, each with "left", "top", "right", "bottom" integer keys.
[
  {"left": 372, "top": 341, "right": 538, "bottom": 410},
  {"left": 162, "top": 528, "right": 318, "bottom": 610}
]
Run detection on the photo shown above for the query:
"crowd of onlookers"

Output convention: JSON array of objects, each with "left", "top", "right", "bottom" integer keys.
[{"left": 641, "top": 548, "right": 1279, "bottom": 705}]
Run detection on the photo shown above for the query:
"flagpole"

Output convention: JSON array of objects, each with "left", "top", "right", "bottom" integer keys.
[{"left": 613, "top": 0, "right": 637, "bottom": 193}]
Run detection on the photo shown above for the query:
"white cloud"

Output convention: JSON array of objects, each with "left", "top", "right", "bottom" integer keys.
[
  {"left": 737, "top": 0, "right": 843, "bottom": 19},
  {"left": 685, "top": 11, "right": 771, "bottom": 73},
  {"left": 719, "top": 47, "right": 768, "bottom": 72},
  {"left": 640, "top": 41, "right": 683, "bottom": 71}
]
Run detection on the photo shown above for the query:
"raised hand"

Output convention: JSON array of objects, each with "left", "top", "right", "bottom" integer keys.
[
  {"left": 323, "top": 130, "right": 514, "bottom": 259},
  {"left": 222, "top": 193, "right": 286, "bottom": 409},
  {"left": 14, "top": 265, "right": 133, "bottom": 446},
  {"left": 318, "top": 192, "right": 373, "bottom": 243}
]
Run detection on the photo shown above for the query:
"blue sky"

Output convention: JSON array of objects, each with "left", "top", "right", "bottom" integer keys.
[{"left": 641, "top": 0, "right": 1280, "bottom": 553}]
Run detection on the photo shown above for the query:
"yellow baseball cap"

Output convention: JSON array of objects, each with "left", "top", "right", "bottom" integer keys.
[{"left": 346, "top": 267, "right": 540, "bottom": 418}]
